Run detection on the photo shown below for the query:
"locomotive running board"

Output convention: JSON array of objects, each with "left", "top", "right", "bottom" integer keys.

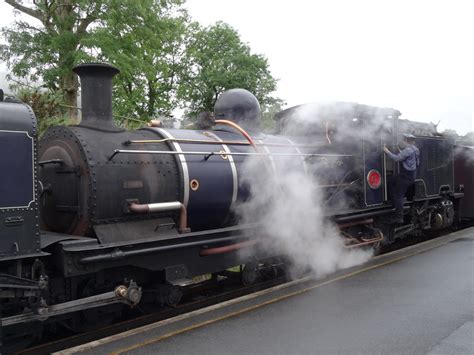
[{"left": 1, "top": 281, "right": 142, "bottom": 327}]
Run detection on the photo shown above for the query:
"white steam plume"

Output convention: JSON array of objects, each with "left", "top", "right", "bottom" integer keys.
[
  {"left": 236, "top": 150, "right": 372, "bottom": 279},
  {"left": 454, "top": 145, "right": 474, "bottom": 164}
]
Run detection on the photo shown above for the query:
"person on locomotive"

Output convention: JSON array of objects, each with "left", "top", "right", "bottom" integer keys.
[{"left": 384, "top": 133, "right": 420, "bottom": 224}]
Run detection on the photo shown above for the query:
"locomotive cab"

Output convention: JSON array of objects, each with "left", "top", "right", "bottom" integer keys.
[
  {"left": 274, "top": 102, "right": 398, "bottom": 211},
  {"left": 0, "top": 95, "right": 43, "bottom": 259}
]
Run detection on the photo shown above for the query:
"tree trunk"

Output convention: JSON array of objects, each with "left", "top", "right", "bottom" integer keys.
[
  {"left": 56, "top": 0, "right": 79, "bottom": 123},
  {"left": 147, "top": 80, "right": 156, "bottom": 120},
  {"left": 63, "top": 72, "right": 79, "bottom": 123}
]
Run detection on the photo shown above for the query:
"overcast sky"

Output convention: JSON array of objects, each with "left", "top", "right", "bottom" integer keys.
[
  {"left": 1, "top": 0, "right": 472, "bottom": 134},
  {"left": 185, "top": 0, "right": 473, "bottom": 134}
]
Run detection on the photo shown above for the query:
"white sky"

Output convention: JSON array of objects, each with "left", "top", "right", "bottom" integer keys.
[{"left": 1, "top": 0, "right": 473, "bottom": 134}]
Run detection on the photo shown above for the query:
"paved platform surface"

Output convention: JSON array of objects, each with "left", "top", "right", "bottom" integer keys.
[{"left": 60, "top": 228, "right": 474, "bottom": 355}]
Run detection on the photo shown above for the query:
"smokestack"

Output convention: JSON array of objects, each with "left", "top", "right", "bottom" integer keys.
[{"left": 73, "top": 63, "right": 120, "bottom": 130}]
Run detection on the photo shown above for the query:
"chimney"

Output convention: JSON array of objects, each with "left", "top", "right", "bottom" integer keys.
[{"left": 73, "top": 63, "right": 120, "bottom": 130}]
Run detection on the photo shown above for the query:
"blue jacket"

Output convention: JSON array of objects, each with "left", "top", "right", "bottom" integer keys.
[{"left": 386, "top": 144, "right": 420, "bottom": 171}]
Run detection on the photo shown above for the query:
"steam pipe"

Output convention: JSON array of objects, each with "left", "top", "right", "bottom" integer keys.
[
  {"left": 80, "top": 235, "right": 241, "bottom": 264},
  {"left": 343, "top": 231, "right": 384, "bottom": 249},
  {"left": 129, "top": 202, "right": 189, "bottom": 233},
  {"left": 337, "top": 218, "right": 374, "bottom": 229},
  {"left": 199, "top": 240, "right": 256, "bottom": 256},
  {"left": 214, "top": 119, "right": 257, "bottom": 150}
]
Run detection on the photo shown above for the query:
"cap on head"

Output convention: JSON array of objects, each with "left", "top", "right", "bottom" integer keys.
[
  {"left": 214, "top": 89, "right": 261, "bottom": 131},
  {"left": 403, "top": 133, "right": 416, "bottom": 141}
]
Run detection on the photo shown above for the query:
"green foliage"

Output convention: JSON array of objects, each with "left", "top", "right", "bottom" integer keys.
[
  {"left": 261, "top": 98, "right": 286, "bottom": 133},
  {"left": 86, "top": 0, "right": 187, "bottom": 125},
  {"left": 179, "top": 22, "right": 279, "bottom": 118},
  {"left": 15, "top": 87, "right": 70, "bottom": 136},
  {"left": 0, "top": 0, "right": 106, "bottom": 116},
  {"left": 1, "top": 2, "right": 281, "bottom": 129}
]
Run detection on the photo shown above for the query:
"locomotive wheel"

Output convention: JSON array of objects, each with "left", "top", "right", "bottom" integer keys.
[
  {"left": 156, "top": 283, "right": 183, "bottom": 307},
  {"left": 242, "top": 262, "right": 259, "bottom": 285}
]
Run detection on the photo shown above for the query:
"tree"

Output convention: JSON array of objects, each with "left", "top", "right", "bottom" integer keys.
[
  {"left": 1, "top": 0, "right": 108, "bottom": 120},
  {"left": 87, "top": 0, "right": 188, "bottom": 126},
  {"left": 178, "top": 22, "right": 278, "bottom": 117},
  {"left": 0, "top": 0, "right": 187, "bottom": 123},
  {"left": 1, "top": 3, "right": 281, "bottom": 126},
  {"left": 14, "top": 87, "right": 70, "bottom": 136},
  {"left": 260, "top": 98, "right": 286, "bottom": 133}
]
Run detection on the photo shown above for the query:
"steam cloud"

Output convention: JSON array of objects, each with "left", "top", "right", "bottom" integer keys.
[
  {"left": 236, "top": 150, "right": 372, "bottom": 279},
  {"left": 234, "top": 101, "right": 470, "bottom": 278},
  {"left": 454, "top": 145, "right": 474, "bottom": 164}
]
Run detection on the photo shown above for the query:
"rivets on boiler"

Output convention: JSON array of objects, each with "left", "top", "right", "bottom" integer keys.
[{"left": 190, "top": 179, "right": 200, "bottom": 191}]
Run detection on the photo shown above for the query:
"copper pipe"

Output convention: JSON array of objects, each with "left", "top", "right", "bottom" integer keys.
[
  {"left": 214, "top": 119, "right": 257, "bottom": 150},
  {"left": 178, "top": 204, "right": 190, "bottom": 233},
  {"left": 337, "top": 218, "right": 374, "bottom": 229},
  {"left": 343, "top": 231, "right": 384, "bottom": 249},
  {"left": 199, "top": 240, "right": 256, "bottom": 256},
  {"left": 127, "top": 138, "right": 252, "bottom": 146},
  {"left": 129, "top": 203, "right": 150, "bottom": 213},
  {"left": 340, "top": 230, "right": 359, "bottom": 242},
  {"left": 129, "top": 201, "right": 189, "bottom": 233},
  {"left": 214, "top": 119, "right": 280, "bottom": 179}
]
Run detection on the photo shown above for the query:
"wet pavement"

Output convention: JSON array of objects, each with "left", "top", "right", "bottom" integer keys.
[{"left": 62, "top": 228, "right": 474, "bottom": 355}]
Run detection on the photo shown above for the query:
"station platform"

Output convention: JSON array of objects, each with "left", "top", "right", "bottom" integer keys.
[{"left": 58, "top": 227, "right": 474, "bottom": 355}]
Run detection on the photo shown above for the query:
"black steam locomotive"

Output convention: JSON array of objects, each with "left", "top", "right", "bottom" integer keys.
[{"left": 0, "top": 63, "right": 470, "bottom": 345}]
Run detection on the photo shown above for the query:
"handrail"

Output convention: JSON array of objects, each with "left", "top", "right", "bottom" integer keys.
[
  {"left": 108, "top": 149, "right": 353, "bottom": 161},
  {"left": 124, "top": 138, "right": 326, "bottom": 149}
]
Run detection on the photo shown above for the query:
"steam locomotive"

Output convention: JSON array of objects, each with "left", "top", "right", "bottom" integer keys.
[{"left": 0, "top": 63, "right": 471, "bottom": 346}]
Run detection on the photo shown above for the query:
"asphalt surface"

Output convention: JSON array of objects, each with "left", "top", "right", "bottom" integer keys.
[{"left": 65, "top": 228, "right": 474, "bottom": 355}]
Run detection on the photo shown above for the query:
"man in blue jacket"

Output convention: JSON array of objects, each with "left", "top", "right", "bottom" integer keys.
[{"left": 384, "top": 134, "right": 420, "bottom": 224}]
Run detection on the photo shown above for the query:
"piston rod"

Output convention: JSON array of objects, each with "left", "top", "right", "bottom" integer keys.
[{"left": 1, "top": 281, "right": 141, "bottom": 326}]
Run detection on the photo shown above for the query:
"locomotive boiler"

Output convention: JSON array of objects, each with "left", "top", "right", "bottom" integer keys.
[{"left": 39, "top": 64, "right": 311, "bottom": 237}]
